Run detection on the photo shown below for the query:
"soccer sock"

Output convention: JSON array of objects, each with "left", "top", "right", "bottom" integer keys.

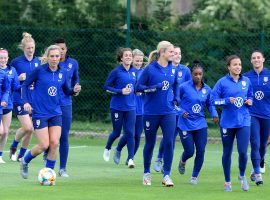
[
  {"left": 46, "top": 159, "right": 56, "bottom": 169},
  {"left": 24, "top": 151, "right": 35, "bottom": 164},
  {"left": 11, "top": 139, "right": 19, "bottom": 148},
  {"left": 18, "top": 147, "right": 27, "bottom": 157},
  {"left": 0, "top": 151, "right": 2, "bottom": 157}
]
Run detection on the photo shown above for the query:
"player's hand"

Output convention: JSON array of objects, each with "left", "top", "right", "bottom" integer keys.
[
  {"left": 122, "top": 87, "right": 131, "bottom": 95},
  {"left": 229, "top": 97, "right": 235, "bottom": 103},
  {"left": 1, "top": 101, "right": 7, "bottom": 108},
  {"left": 182, "top": 112, "right": 189, "bottom": 118},
  {"left": 245, "top": 99, "right": 252, "bottom": 106},
  {"left": 73, "top": 83, "right": 81, "bottom": 93},
  {"left": 213, "top": 117, "right": 219, "bottom": 124},
  {"left": 24, "top": 103, "right": 32, "bottom": 114},
  {"left": 19, "top": 73, "right": 26, "bottom": 81}
]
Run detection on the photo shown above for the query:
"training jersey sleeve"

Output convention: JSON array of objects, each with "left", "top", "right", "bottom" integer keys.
[
  {"left": 205, "top": 88, "right": 218, "bottom": 118},
  {"left": 21, "top": 68, "right": 39, "bottom": 104},
  {"left": 72, "top": 60, "right": 79, "bottom": 86},
  {"left": 11, "top": 68, "right": 21, "bottom": 91},
  {"left": 103, "top": 69, "right": 122, "bottom": 94},
  {"left": 1, "top": 73, "right": 10, "bottom": 103},
  {"left": 62, "top": 72, "right": 75, "bottom": 96},
  {"left": 210, "top": 80, "right": 231, "bottom": 106},
  {"left": 177, "top": 84, "right": 187, "bottom": 116}
]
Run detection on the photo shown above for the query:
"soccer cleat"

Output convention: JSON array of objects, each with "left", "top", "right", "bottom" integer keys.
[
  {"left": 178, "top": 161, "right": 186, "bottom": 175},
  {"left": 153, "top": 158, "right": 162, "bottom": 172},
  {"left": 162, "top": 175, "right": 174, "bottom": 187},
  {"left": 260, "top": 159, "right": 265, "bottom": 174},
  {"left": 190, "top": 177, "right": 198, "bottom": 185},
  {"left": 113, "top": 149, "right": 121, "bottom": 165},
  {"left": 127, "top": 159, "right": 135, "bottom": 168},
  {"left": 250, "top": 170, "right": 256, "bottom": 182},
  {"left": 17, "top": 155, "right": 23, "bottom": 162},
  {"left": 255, "top": 174, "right": 263, "bottom": 186},
  {"left": 224, "top": 182, "right": 232, "bottom": 192},
  {"left": 0, "top": 157, "right": 6, "bottom": 164},
  {"left": 238, "top": 175, "right": 249, "bottom": 191},
  {"left": 10, "top": 147, "right": 17, "bottom": 162},
  {"left": 143, "top": 173, "right": 151, "bottom": 186},
  {"left": 103, "top": 149, "right": 110, "bottom": 162},
  {"left": 59, "top": 169, "right": 69, "bottom": 177},
  {"left": 20, "top": 160, "right": 29, "bottom": 179}
]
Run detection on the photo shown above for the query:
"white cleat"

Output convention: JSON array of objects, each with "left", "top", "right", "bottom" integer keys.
[
  {"left": 127, "top": 159, "right": 135, "bottom": 168},
  {"left": 143, "top": 173, "right": 151, "bottom": 186},
  {"left": 11, "top": 153, "right": 17, "bottom": 162},
  {"left": 162, "top": 175, "right": 174, "bottom": 187},
  {"left": 260, "top": 166, "right": 266, "bottom": 174},
  {"left": 103, "top": 149, "right": 110, "bottom": 162},
  {"left": 59, "top": 169, "right": 69, "bottom": 177},
  {"left": 0, "top": 157, "right": 6, "bottom": 164}
]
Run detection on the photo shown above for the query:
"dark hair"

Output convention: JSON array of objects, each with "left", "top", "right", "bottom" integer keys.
[
  {"left": 251, "top": 49, "right": 264, "bottom": 58},
  {"left": 116, "top": 47, "right": 132, "bottom": 62},
  {"left": 190, "top": 60, "right": 203, "bottom": 73},
  {"left": 226, "top": 55, "right": 240, "bottom": 66},
  {"left": 54, "top": 38, "right": 66, "bottom": 44}
]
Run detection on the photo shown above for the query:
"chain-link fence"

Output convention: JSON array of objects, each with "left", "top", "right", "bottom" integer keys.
[{"left": 0, "top": 25, "right": 269, "bottom": 133}]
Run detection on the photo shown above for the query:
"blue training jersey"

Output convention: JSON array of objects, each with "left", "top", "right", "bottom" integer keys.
[
  {"left": 104, "top": 65, "right": 136, "bottom": 111},
  {"left": 11, "top": 55, "right": 41, "bottom": 104},
  {"left": 59, "top": 56, "right": 79, "bottom": 106},
  {"left": 175, "top": 64, "right": 191, "bottom": 85},
  {"left": 135, "top": 67, "right": 144, "bottom": 115},
  {"left": 136, "top": 61, "right": 177, "bottom": 115},
  {"left": 0, "top": 69, "right": 10, "bottom": 114},
  {"left": 22, "top": 64, "right": 74, "bottom": 118},
  {"left": 210, "top": 74, "right": 253, "bottom": 128},
  {"left": 244, "top": 68, "right": 270, "bottom": 119},
  {"left": 1, "top": 65, "right": 20, "bottom": 110},
  {"left": 177, "top": 80, "right": 218, "bottom": 131}
]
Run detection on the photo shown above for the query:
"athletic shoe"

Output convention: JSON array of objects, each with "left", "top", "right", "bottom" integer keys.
[
  {"left": 127, "top": 159, "right": 135, "bottom": 168},
  {"left": 162, "top": 175, "right": 174, "bottom": 187},
  {"left": 17, "top": 155, "right": 23, "bottom": 162},
  {"left": 178, "top": 161, "right": 186, "bottom": 175},
  {"left": 103, "top": 149, "right": 110, "bottom": 162},
  {"left": 224, "top": 182, "right": 232, "bottom": 192},
  {"left": 260, "top": 160, "right": 266, "bottom": 174},
  {"left": 238, "top": 175, "right": 249, "bottom": 191},
  {"left": 255, "top": 174, "right": 263, "bottom": 186},
  {"left": 9, "top": 147, "right": 17, "bottom": 162},
  {"left": 143, "top": 173, "right": 151, "bottom": 186},
  {"left": 250, "top": 170, "right": 256, "bottom": 182},
  {"left": 190, "top": 177, "right": 198, "bottom": 185},
  {"left": 153, "top": 158, "right": 162, "bottom": 172},
  {"left": 0, "top": 157, "right": 6, "bottom": 164},
  {"left": 59, "top": 169, "right": 69, "bottom": 177},
  {"left": 20, "top": 160, "right": 29, "bottom": 179},
  {"left": 113, "top": 148, "right": 121, "bottom": 165}
]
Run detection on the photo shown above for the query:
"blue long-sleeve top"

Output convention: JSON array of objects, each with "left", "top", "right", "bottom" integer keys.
[
  {"left": 11, "top": 55, "right": 41, "bottom": 104},
  {"left": 135, "top": 68, "right": 144, "bottom": 115},
  {"left": 0, "top": 69, "right": 10, "bottom": 114},
  {"left": 175, "top": 64, "right": 191, "bottom": 85},
  {"left": 1, "top": 65, "right": 21, "bottom": 109},
  {"left": 243, "top": 68, "right": 270, "bottom": 119},
  {"left": 22, "top": 63, "right": 74, "bottom": 118},
  {"left": 59, "top": 56, "right": 79, "bottom": 106},
  {"left": 210, "top": 74, "right": 253, "bottom": 128},
  {"left": 177, "top": 80, "right": 218, "bottom": 131},
  {"left": 104, "top": 65, "right": 136, "bottom": 111},
  {"left": 136, "top": 61, "right": 177, "bottom": 115}
]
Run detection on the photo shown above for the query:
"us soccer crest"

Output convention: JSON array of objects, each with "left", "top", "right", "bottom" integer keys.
[
  {"left": 146, "top": 121, "right": 150, "bottom": 127},
  {"left": 178, "top": 71, "right": 182, "bottom": 77},
  {"left": 132, "top": 72, "right": 136, "bottom": 77},
  {"left": 114, "top": 113, "right": 118, "bottom": 119},
  {"left": 264, "top": 77, "right": 268, "bottom": 82},
  {"left": 202, "top": 88, "right": 206, "bottom": 94},
  {"left": 68, "top": 63, "right": 72, "bottom": 69},
  {"left": 36, "top": 119, "right": 40, "bottom": 127},
  {"left": 172, "top": 69, "right": 175, "bottom": 74},
  {"left": 59, "top": 73, "right": 62, "bottom": 79},
  {"left": 241, "top": 81, "right": 246, "bottom": 87},
  {"left": 9, "top": 70, "right": 12, "bottom": 75},
  {"left": 35, "top": 63, "right": 39, "bottom": 67}
]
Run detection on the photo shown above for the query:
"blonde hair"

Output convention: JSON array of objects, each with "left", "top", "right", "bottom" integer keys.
[
  {"left": 40, "top": 45, "right": 61, "bottom": 64},
  {"left": 147, "top": 41, "right": 173, "bottom": 64},
  {"left": 18, "top": 32, "right": 35, "bottom": 50},
  {"left": 132, "top": 49, "right": 144, "bottom": 57}
]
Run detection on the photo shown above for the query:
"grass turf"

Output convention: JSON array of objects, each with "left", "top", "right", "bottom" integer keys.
[{"left": 0, "top": 137, "right": 269, "bottom": 200}]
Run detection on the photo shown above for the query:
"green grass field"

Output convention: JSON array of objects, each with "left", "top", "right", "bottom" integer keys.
[{"left": 1, "top": 137, "right": 269, "bottom": 200}]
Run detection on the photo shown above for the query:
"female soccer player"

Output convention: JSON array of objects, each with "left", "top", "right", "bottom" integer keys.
[
  {"left": 154, "top": 46, "right": 191, "bottom": 172},
  {"left": 176, "top": 61, "right": 218, "bottom": 185},
  {"left": 244, "top": 50, "right": 270, "bottom": 185},
  {"left": 136, "top": 41, "right": 176, "bottom": 187},
  {"left": 211, "top": 55, "right": 253, "bottom": 192},
  {"left": 113, "top": 49, "right": 145, "bottom": 165},
  {"left": 9, "top": 32, "right": 41, "bottom": 161},
  {"left": 103, "top": 48, "right": 136, "bottom": 168},
  {"left": 0, "top": 48, "right": 20, "bottom": 163},
  {"left": 20, "top": 45, "right": 81, "bottom": 179}
]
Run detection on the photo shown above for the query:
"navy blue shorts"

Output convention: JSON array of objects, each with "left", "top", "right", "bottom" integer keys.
[
  {"left": 32, "top": 115, "right": 62, "bottom": 130},
  {"left": 13, "top": 103, "right": 30, "bottom": 116},
  {"left": 3, "top": 109, "right": 12, "bottom": 115}
]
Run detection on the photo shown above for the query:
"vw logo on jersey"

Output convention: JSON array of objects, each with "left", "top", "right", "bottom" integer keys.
[
  {"left": 242, "top": 81, "right": 246, "bottom": 87},
  {"left": 202, "top": 88, "right": 206, "bottom": 94},
  {"left": 178, "top": 71, "right": 182, "bottom": 77},
  {"left": 234, "top": 97, "right": 244, "bottom": 108},
  {"left": 146, "top": 121, "right": 150, "bottom": 127},
  {"left": 172, "top": 68, "right": 175, "bottom": 74},
  {"left": 114, "top": 113, "right": 118, "bottom": 119},
  {"left": 48, "top": 86, "right": 57, "bottom": 96},
  {"left": 162, "top": 81, "right": 170, "bottom": 90},
  {"left": 36, "top": 119, "right": 40, "bottom": 128},
  {"left": 126, "top": 83, "right": 133, "bottom": 91},
  {"left": 9, "top": 70, "right": 12, "bottom": 75},
  {"left": 59, "top": 73, "right": 62, "bottom": 79},
  {"left": 192, "top": 104, "right": 201, "bottom": 113},
  {"left": 264, "top": 77, "right": 268, "bottom": 82},
  {"left": 35, "top": 63, "right": 39, "bottom": 67},
  {"left": 255, "top": 91, "right": 264, "bottom": 100}
]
